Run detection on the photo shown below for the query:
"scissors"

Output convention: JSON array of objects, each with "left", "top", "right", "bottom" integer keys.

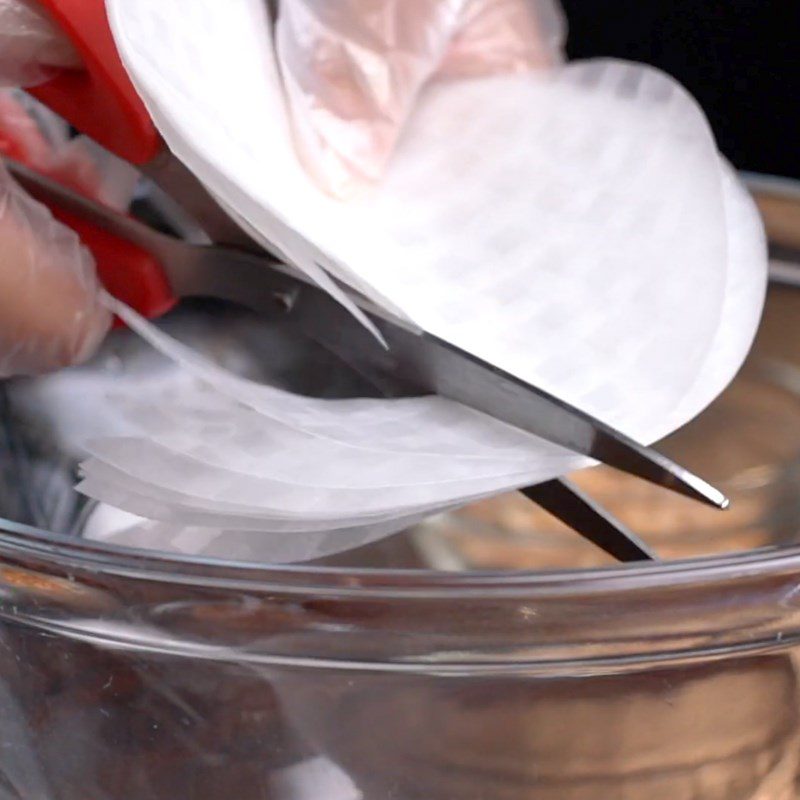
[{"left": 4, "top": 0, "right": 731, "bottom": 563}]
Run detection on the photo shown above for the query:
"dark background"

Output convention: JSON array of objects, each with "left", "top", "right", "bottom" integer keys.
[{"left": 560, "top": 1, "right": 799, "bottom": 178}]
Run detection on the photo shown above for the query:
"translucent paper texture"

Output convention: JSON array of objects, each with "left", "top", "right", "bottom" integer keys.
[{"left": 77, "top": 0, "right": 768, "bottom": 562}]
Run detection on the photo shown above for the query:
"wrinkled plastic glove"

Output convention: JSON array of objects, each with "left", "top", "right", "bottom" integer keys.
[
  {"left": 276, "top": 0, "right": 566, "bottom": 197},
  {"left": 0, "top": 0, "right": 109, "bottom": 377}
]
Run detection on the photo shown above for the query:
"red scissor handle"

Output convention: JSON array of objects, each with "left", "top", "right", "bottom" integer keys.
[
  {"left": 16, "top": 1, "right": 175, "bottom": 321},
  {"left": 52, "top": 207, "right": 177, "bottom": 323},
  {"left": 0, "top": 154, "right": 176, "bottom": 323},
  {"left": 29, "top": 0, "right": 161, "bottom": 165},
  {"left": 0, "top": 164, "right": 177, "bottom": 323}
]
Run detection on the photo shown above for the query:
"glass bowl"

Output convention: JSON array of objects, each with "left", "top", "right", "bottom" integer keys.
[{"left": 2, "top": 285, "right": 800, "bottom": 799}]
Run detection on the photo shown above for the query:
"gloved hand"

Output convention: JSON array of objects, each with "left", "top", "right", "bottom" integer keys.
[
  {"left": 276, "top": 0, "right": 565, "bottom": 197},
  {"left": 0, "top": 0, "right": 563, "bottom": 378},
  {"left": 0, "top": 0, "right": 109, "bottom": 377}
]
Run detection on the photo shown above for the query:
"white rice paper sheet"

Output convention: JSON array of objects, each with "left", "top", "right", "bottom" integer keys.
[{"left": 78, "top": 0, "right": 766, "bottom": 561}]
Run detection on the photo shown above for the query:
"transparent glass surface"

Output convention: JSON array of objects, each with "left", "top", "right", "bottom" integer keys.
[{"left": 2, "top": 284, "right": 800, "bottom": 798}]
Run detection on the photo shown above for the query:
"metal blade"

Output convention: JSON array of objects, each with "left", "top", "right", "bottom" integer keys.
[
  {"left": 522, "top": 479, "right": 657, "bottom": 562},
  {"left": 284, "top": 289, "right": 728, "bottom": 510}
]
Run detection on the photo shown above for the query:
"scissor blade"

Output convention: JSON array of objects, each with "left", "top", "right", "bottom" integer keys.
[
  {"left": 396, "top": 331, "right": 727, "bottom": 510},
  {"left": 522, "top": 478, "right": 657, "bottom": 562},
  {"left": 283, "top": 289, "right": 728, "bottom": 510},
  {"left": 7, "top": 157, "right": 729, "bottom": 512}
]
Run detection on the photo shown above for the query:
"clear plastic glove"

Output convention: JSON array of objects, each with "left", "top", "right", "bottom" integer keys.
[
  {"left": 0, "top": 0, "right": 109, "bottom": 377},
  {"left": 0, "top": 0, "right": 79, "bottom": 85},
  {"left": 276, "top": 0, "right": 566, "bottom": 197}
]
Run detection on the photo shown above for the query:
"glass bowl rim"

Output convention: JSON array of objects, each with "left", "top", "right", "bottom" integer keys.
[{"left": 2, "top": 515, "right": 800, "bottom": 600}]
